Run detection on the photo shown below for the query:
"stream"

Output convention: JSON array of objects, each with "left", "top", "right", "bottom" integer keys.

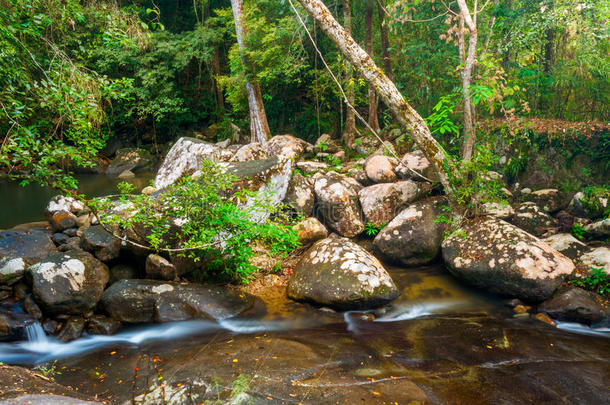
[{"left": 0, "top": 177, "right": 609, "bottom": 404}]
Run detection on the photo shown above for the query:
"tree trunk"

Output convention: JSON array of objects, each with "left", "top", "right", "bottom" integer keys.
[
  {"left": 230, "top": 0, "right": 271, "bottom": 144},
  {"left": 366, "top": 2, "right": 379, "bottom": 132},
  {"left": 212, "top": 46, "right": 225, "bottom": 115},
  {"left": 377, "top": 1, "right": 393, "bottom": 81},
  {"left": 456, "top": 0, "right": 477, "bottom": 162},
  {"left": 342, "top": 0, "right": 355, "bottom": 148},
  {"left": 296, "top": 0, "right": 454, "bottom": 196}
]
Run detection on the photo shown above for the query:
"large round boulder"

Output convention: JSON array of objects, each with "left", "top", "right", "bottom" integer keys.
[
  {"left": 264, "top": 134, "right": 309, "bottom": 161},
  {"left": 374, "top": 198, "right": 446, "bottom": 266},
  {"left": 230, "top": 142, "right": 268, "bottom": 162},
  {"left": 313, "top": 172, "right": 364, "bottom": 237},
  {"left": 287, "top": 235, "right": 399, "bottom": 309},
  {"left": 80, "top": 225, "right": 121, "bottom": 262},
  {"left": 442, "top": 218, "right": 575, "bottom": 302},
  {"left": 29, "top": 250, "right": 109, "bottom": 315},
  {"left": 101, "top": 280, "right": 254, "bottom": 323},
  {"left": 358, "top": 180, "right": 430, "bottom": 227},
  {"left": 365, "top": 155, "right": 397, "bottom": 183}
]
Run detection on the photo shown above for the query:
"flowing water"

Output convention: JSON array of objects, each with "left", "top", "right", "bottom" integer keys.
[{"left": 0, "top": 266, "right": 608, "bottom": 404}]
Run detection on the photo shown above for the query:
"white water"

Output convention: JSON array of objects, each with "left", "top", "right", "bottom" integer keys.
[{"left": 555, "top": 321, "right": 610, "bottom": 337}]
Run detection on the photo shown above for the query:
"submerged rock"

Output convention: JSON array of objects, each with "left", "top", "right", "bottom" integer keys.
[
  {"left": 442, "top": 218, "right": 574, "bottom": 302},
  {"left": 154, "top": 137, "right": 234, "bottom": 189},
  {"left": 287, "top": 234, "right": 399, "bottom": 309},
  {"left": 29, "top": 250, "right": 109, "bottom": 315},
  {"left": 313, "top": 172, "right": 364, "bottom": 237},
  {"left": 101, "top": 280, "right": 254, "bottom": 323},
  {"left": 80, "top": 225, "right": 121, "bottom": 262},
  {"left": 374, "top": 198, "right": 446, "bottom": 266},
  {"left": 358, "top": 180, "right": 430, "bottom": 227},
  {"left": 538, "top": 287, "right": 608, "bottom": 325}
]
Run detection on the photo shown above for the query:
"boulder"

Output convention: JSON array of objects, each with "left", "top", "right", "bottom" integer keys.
[
  {"left": 29, "top": 250, "right": 110, "bottom": 315},
  {"left": 296, "top": 161, "right": 328, "bottom": 174},
  {"left": 101, "top": 280, "right": 254, "bottom": 323},
  {"left": 374, "top": 198, "right": 446, "bottom": 266},
  {"left": 567, "top": 189, "right": 609, "bottom": 219},
  {"left": 145, "top": 254, "right": 177, "bottom": 280},
  {"left": 394, "top": 150, "right": 438, "bottom": 182},
  {"left": 284, "top": 174, "right": 314, "bottom": 216},
  {"left": 442, "top": 218, "right": 575, "bottom": 302},
  {"left": 584, "top": 218, "right": 610, "bottom": 239},
  {"left": 482, "top": 202, "right": 515, "bottom": 220},
  {"left": 313, "top": 172, "right": 365, "bottom": 237},
  {"left": 365, "top": 155, "right": 397, "bottom": 183},
  {"left": 80, "top": 225, "right": 121, "bottom": 262},
  {"left": 154, "top": 137, "right": 234, "bottom": 189},
  {"left": 523, "top": 189, "right": 562, "bottom": 213},
  {"left": 511, "top": 202, "right": 557, "bottom": 237},
  {"left": 105, "top": 148, "right": 153, "bottom": 176},
  {"left": 292, "top": 217, "right": 328, "bottom": 245},
  {"left": 538, "top": 287, "right": 609, "bottom": 325},
  {"left": 87, "top": 315, "right": 121, "bottom": 335},
  {"left": 52, "top": 232, "right": 70, "bottom": 246},
  {"left": 58, "top": 237, "right": 82, "bottom": 252},
  {"left": 230, "top": 143, "right": 268, "bottom": 162},
  {"left": 542, "top": 233, "right": 588, "bottom": 260},
  {"left": 23, "top": 295, "right": 43, "bottom": 320},
  {"left": 314, "top": 133, "right": 341, "bottom": 153},
  {"left": 579, "top": 247, "right": 610, "bottom": 273},
  {"left": 0, "top": 230, "right": 57, "bottom": 285},
  {"left": 0, "top": 311, "right": 36, "bottom": 341},
  {"left": 354, "top": 136, "right": 379, "bottom": 156},
  {"left": 57, "top": 316, "right": 85, "bottom": 342},
  {"left": 48, "top": 210, "right": 77, "bottom": 232},
  {"left": 287, "top": 235, "right": 399, "bottom": 309},
  {"left": 264, "top": 134, "right": 309, "bottom": 161},
  {"left": 358, "top": 181, "right": 430, "bottom": 227}
]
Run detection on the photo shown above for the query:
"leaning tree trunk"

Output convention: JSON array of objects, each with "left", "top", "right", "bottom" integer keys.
[
  {"left": 342, "top": 0, "right": 355, "bottom": 148},
  {"left": 457, "top": 0, "right": 477, "bottom": 162},
  {"left": 230, "top": 0, "right": 271, "bottom": 144},
  {"left": 365, "top": 2, "right": 379, "bottom": 132},
  {"left": 296, "top": 0, "right": 454, "bottom": 196}
]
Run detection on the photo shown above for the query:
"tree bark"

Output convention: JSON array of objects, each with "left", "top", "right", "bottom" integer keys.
[
  {"left": 296, "top": 0, "right": 454, "bottom": 195},
  {"left": 377, "top": 1, "right": 393, "bottom": 81},
  {"left": 342, "top": 0, "right": 355, "bottom": 148},
  {"left": 230, "top": 0, "right": 271, "bottom": 144},
  {"left": 456, "top": 0, "right": 477, "bottom": 162},
  {"left": 365, "top": 2, "right": 379, "bottom": 132}
]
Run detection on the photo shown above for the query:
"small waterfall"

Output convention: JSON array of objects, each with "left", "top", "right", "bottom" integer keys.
[{"left": 25, "top": 322, "right": 48, "bottom": 343}]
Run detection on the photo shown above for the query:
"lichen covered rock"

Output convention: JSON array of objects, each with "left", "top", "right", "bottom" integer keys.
[
  {"left": 284, "top": 173, "right": 314, "bottom": 216},
  {"left": 511, "top": 202, "right": 557, "bottom": 237},
  {"left": 292, "top": 217, "right": 328, "bottom": 245},
  {"left": 365, "top": 155, "right": 397, "bottom": 183},
  {"left": 264, "top": 134, "right": 309, "bottom": 161},
  {"left": 287, "top": 235, "right": 399, "bottom": 309},
  {"left": 442, "top": 218, "right": 574, "bottom": 302},
  {"left": 313, "top": 172, "right": 364, "bottom": 237},
  {"left": 358, "top": 180, "right": 430, "bottom": 227}
]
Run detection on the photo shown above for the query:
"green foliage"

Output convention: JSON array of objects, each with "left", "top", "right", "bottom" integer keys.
[
  {"left": 581, "top": 185, "right": 610, "bottom": 219},
  {"left": 568, "top": 268, "right": 610, "bottom": 297},
  {"left": 93, "top": 159, "right": 299, "bottom": 283},
  {"left": 364, "top": 222, "right": 384, "bottom": 236},
  {"left": 34, "top": 360, "right": 61, "bottom": 381},
  {"left": 571, "top": 224, "right": 587, "bottom": 240},
  {"left": 425, "top": 94, "right": 461, "bottom": 137}
]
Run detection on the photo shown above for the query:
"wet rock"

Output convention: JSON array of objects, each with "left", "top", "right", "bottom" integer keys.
[
  {"left": 13, "top": 282, "right": 30, "bottom": 300},
  {"left": 511, "top": 202, "right": 557, "bottom": 237},
  {"left": 482, "top": 202, "right": 515, "bottom": 220},
  {"left": 313, "top": 172, "right": 365, "bottom": 237},
  {"left": 579, "top": 247, "right": 610, "bottom": 273},
  {"left": 532, "top": 312, "right": 557, "bottom": 327},
  {"left": 230, "top": 142, "right": 268, "bottom": 162},
  {"left": 358, "top": 180, "right": 430, "bottom": 227},
  {"left": 264, "top": 134, "right": 309, "bottom": 161},
  {"left": 374, "top": 198, "right": 446, "bottom": 266},
  {"left": 584, "top": 218, "right": 610, "bottom": 239},
  {"left": 80, "top": 225, "right": 121, "bottom": 262},
  {"left": 513, "top": 305, "right": 530, "bottom": 314},
  {"left": 523, "top": 189, "right": 563, "bottom": 213},
  {"left": 295, "top": 161, "right": 328, "bottom": 174},
  {"left": 287, "top": 234, "right": 399, "bottom": 309},
  {"left": 105, "top": 148, "right": 153, "bottom": 176},
  {"left": 365, "top": 155, "right": 397, "bottom": 183},
  {"left": 154, "top": 137, "right": 234, "bottom": 189},
  {"left": 0, "top": 286, "right": 10, "bottom": 301},
  {"left": 57, "top": 316, "right": 85, "bottom": 342},
  {"left": 145, "top": 254, "right": 177, "bottom": 280},
  {"left": 52, "top": 233, "right": 70, "bottom": 246},
  {"left": 48, "top": 210, "right": 77, "bottom": 232},
  {"left": 394, "top": 150, "right": 438, "bottom": 182},
  {"left": 42, "top": 319, "right": 60, "bottom": 335},
  {"left": 101, "top": 280, "right": 254, "bottom": 323},
  {"left": 542, "top": 233, "right": 588, "bottom": 260},
  {"left": 29, "top": 250, "right": 110, "bottom": 315},
  {"left": 0, "top": 230, "right": 57, "bottom": 284},
  {"left": 539, "top": 287, "right": 608, "bottom": 325},
  {"left": 568, "top": 190, "right": 609, "bottom": 219},
  {"left": 63, "top": 227, "right": 78, "bottom": 237},
  {"left": 442, "top": 218, "right": 575, "bottom": 302},
  {"left": 23, "top": 295, "right": 43, "bottom": 320},
  {"left": 58, "top": 237, "right": 82, "bottom": 252},
  {"left": 292, "top": 217, "right": 328, "bottom": 245},
  {"left": 0, "top": 311, "right": 36, "bottom": 341},
  {"left": 284, "top": 174, "right": 314, "bottom": 216},
  {"left": 87, "top": 315, "right": 120, "bottom": 335},
  {"left": 109, "top": 264, "right": 138, "bottom": 283}
]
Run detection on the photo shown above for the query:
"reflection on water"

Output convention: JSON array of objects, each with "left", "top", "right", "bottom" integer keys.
[{"left": 0, "top": 174, "right": 153, "bottom": 229}]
